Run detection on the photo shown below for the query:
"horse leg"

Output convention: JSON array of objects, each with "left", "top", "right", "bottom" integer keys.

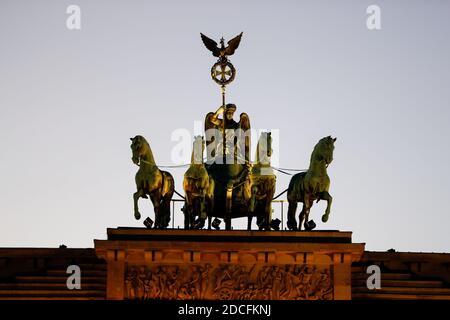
[
  {"left": 298, "top": 203, "right": 306, "bottom": 231},
  {"left": 302, "top": 197, "right": 313, "bottom": 231},
  {"left": 247, "top": 184, "right": 258, "bottom": 230},
  {"left": 265, "top": 198, "right": 272, "bottom": 231},
  {"left": 207, "top": 178, "right": 214, "bottom": 230},
  {"left": 208, "top": 193, "right": 214, "bottom": 230},
  {"left": 193, "top": 194, "right": 206, "bottom": 229},
  {"left": 249, "top": 185, "right": 257, "bottom": 213},
  {"left": 318, "top": 191, "right": 333, "bottom": 223},
  {"left": 225, "top": 215, "right": 232, "bottom": 231},
  {"left": 199, "top": 191, "right": 207, "bottom": 223},
  {"left": 287, "top": 201, "right": 298, "bottom": 230},
  {"left": 183, "top": 205, "right": 190, "bottom": 229},
  {"left": 149, "top": 192, "right": 162, "bottom": 229},
  {"left": 208, "top": 215, "right": 212, "bottom": 230},
  {"left": 133, "top": 189, "right": 145, "bottom": 220},
  {"left": 205, "top": 194, "right": 213, "bottom": 230},
  {"left": 256, "top": 201, "right": 265, "bottom": 230},
  {"left": 160, "top": 171, "right": 174, "bottom": 229},
  {"left": 184, "top": 195, "right": 192, "bottom": 229}
]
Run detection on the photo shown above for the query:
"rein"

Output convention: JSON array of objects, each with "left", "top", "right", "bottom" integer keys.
[
  {"left": 139, "top": 157, "right": 307, "bottom": 176},
  {"left": 138, "top": 158, "right": 157, "bottom": 166}
]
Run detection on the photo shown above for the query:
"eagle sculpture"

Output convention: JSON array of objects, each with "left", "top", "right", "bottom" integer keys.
[{"left": 200, "top": 32, "right": 243, "bottom": 60}]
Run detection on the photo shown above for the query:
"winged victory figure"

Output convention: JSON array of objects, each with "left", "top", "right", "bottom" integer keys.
[{"left": 204, "top": 103, "right": 250, "bottom": 165}]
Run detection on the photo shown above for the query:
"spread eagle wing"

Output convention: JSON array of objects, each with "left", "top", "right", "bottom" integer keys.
[
  {"left": 200, "top": 33, "right": 220, "bottom": 57},
  {"left": 225, "top": 32, "right": 243, "bottom": 56},
  {"left": 239, "top": 112, "right": 251, "bottom": 162}
]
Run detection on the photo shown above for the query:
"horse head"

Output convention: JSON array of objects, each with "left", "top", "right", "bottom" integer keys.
[
  {"left": 130, "top": 135, "right": 151, "bottom": 165},
  {"left": 313, "top": 136, "right": 337, "bottom": 167},
  {"left": 266, "top": 132, "right": 272, "bottom": 158},
  {"left": 192, "top": 135, "right": 205, "bottom": 165},
  {"left": 256, "top": 132, "right": 272, "bottom": 164}
]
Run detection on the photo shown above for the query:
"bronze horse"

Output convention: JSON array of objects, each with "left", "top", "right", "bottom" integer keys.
[
  {"left": 247, "top": 132, "right": 276, "bottom": 230},
  {"left": 130, "top": 135, "right": 174, "bottom": 228},
  {"left": 287, "top": 136, "right": 336, "bottom": 231},
  {"left": 183, "top": 136, "right": 215, "bottom": 229}
]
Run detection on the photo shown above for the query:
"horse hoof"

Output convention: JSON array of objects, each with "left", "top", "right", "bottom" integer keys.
[
  {"left": 193, "top": 219, "right": 205, "bottom": 229},
  {"left": 287, "top": 221, "right": 297, "bottom": 231},
  {"left": 322, "top": 214, "right": 329, "bottom": 223},
  {"left": 304, "top": 220, "right": 316, "bottom": 231},
  {"left": 135, "top": 212, "right": 141, "bottom": 220}
]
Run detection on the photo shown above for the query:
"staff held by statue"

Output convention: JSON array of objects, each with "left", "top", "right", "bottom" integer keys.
[{"left": 201, "top": 32, "right": 242, "bottom": 164}]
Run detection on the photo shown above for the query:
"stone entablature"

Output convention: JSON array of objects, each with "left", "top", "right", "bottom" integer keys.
[{"left": 94, "top": 228, "right": 365, "bottom": 300}]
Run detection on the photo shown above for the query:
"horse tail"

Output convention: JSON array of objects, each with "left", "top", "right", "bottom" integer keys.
[{"left": 160, "top": 170, "right": 174, "bottom": 227}]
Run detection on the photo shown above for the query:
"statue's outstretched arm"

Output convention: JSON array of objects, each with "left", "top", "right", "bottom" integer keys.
[{"left": 210, "top": 105, "right": 225, "bottom": 126}]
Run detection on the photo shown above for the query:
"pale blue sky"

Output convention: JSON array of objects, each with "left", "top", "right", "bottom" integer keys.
[{"left": 0, "top": 0, "right": 449, "bottom": 252}]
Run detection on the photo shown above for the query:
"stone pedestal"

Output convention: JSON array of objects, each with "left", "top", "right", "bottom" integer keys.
[{"left": 94, "top": 228, "right": 364, "bottom": 300}]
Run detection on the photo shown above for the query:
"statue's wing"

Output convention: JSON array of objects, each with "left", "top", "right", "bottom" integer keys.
[
  {"left": 205, "top": 112, "right": 218, "bottom": 162},
  {"left": 239, "top": 112, "right": 251, "bottom": 162},
  {"left": 205, "top": 112, "right": 218, "bottom": 132},
  {"left": 200, "top": 33, "right": 220, "bottom": 57},
  {"left": 239, "top": 112, "right": 251, "bottom": 131},
  {"left": 225, "top": 32, "right": 243, "bottom": 56}
]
